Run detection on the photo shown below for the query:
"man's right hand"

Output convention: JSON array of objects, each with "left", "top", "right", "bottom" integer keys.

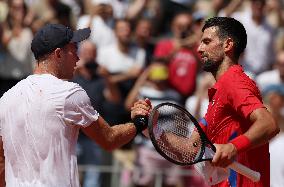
[
  {"left": 131, "top": 98, "right": 152, "bottom": 120},
  {"left": 212, "top": 143, "right": 238, "bottom": 168}
]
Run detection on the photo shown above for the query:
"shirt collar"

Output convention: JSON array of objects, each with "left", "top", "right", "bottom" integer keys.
[{"left": 207, "top": 65, "right": 243, "bottom": 101}]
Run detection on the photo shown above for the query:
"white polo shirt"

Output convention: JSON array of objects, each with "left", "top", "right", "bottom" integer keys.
[{"left": 0, "top": 74, "right": 99, "bottom": 187}]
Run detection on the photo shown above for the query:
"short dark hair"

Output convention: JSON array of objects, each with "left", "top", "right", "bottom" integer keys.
[{"left": 202, "top": 17, "right": 247, "bottom": 59}]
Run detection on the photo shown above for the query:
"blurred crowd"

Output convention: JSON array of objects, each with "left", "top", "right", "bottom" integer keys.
[{"left": 1, "top": 0, "right": 284, "bottom": 186}]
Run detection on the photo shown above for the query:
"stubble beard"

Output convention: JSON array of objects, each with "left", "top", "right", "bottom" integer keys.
[{"left": 202, "top": 58, "right": 222, "bottom": 73}]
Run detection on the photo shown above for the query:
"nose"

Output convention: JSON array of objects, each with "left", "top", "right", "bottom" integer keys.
[
  {"left": 197, "top": 44, "right": 203, "bottom": 55},
  {"left": 75, "top": 55, "right": 80, "bottom": 62}
]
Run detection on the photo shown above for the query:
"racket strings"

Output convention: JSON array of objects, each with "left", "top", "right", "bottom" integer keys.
[{"left": 152, "top": 105, "right": 204, "bottom": 164}]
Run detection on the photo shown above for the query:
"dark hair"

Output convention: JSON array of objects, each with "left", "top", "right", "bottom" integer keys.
[{"left": 202, "top": 17, "right": 247, "bottom": 59}]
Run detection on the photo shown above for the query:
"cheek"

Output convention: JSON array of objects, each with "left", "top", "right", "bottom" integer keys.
[
  {"left": 209, "top": 46, "right": 224, "bottom": 59},
  {"left": 69, "top": 52, "right": 79, "bottom": 65}
]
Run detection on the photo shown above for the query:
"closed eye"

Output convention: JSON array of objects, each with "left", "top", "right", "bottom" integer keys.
[{"left": 202, "top": 38, "right": 211, "bottom": 45}]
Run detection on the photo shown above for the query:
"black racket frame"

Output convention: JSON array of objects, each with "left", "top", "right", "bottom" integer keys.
[{"left": 148, "top": 102, "right": 216, "bottom": 166}]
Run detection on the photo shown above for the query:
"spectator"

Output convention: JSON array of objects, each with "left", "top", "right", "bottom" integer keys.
[
  {"left": 261, "top": 84, "right": 284, "bottom": 187},
  {"left": 205, "top": 0, "right": 244, "bottom": 18},
  {"left": 28, "top": 0, "right": 73, "bottom": 29},
  {"left": 0, "top": 0, "right": 34, "bottom": 96},
  {"left": 221, "top": 0, "right": 276, "bottom": 76},
  {"left": 185, "top": 72, "right": 215, "bottom": 121},
  {"left": 158, "top": 0, "right": 195, "bottom": 35},
  {"left": 125, "top": 59, "right": 183, "bottom": 187},
  {"left": 134, "top": 18, "right": 155, "bottom": 66},
  {"left": 255, "top": 49, "right": 284, "bottom": 91},
  {"left": 97, "top": 19, "right": 146, "bottom": 103},
  {"left": 77, "top": 0, "right": 116, "bottom": 48},
  {"left": 265, "top": 0, "right": 284, "bottom": 29},
  {"left": 154, "top": 12, "right": 198, "bottom": 103}
]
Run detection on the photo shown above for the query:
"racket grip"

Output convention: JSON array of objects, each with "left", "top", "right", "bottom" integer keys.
[
  {"left": 229, "top": 162, "right": 261, "bottom": 182},
  {"left": 133, "top": 115, "right": 148, "bottom": 134}
]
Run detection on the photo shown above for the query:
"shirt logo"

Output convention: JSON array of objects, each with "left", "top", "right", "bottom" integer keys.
[{"left": 211, "top": 99, "right": 215, "bottom": 106}]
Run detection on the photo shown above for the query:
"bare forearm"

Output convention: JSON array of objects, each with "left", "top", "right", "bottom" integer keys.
[
  {"left": 110, "top": 73, "right": 132, "bottom": 83},
  {"left": 108, "top": 123, "right": 137, "bottom": 150},
  {"left": 231, "top": 108, "right": 279, "bottom": 152},
  {"left": 244, "top": 116, "right": 278, "bottom": 147},
  {"left": 126, "top": 0, "right": 147, "bottom": 20},
  {"left": 83, "top": 117, "right": 137, "bottom": 152},
  {"left": 223, "top": 0, "right": 244, "bottom": 17},
  {"left": 82, "top": 100, "right": 151, "bottom": 152}
]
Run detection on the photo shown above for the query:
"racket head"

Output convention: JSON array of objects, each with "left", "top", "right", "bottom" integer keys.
[{"left": 148, "top": 102, "right": 215, "bottom": 165}]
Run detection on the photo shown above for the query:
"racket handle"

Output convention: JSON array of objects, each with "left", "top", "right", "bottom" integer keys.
[
  {"left": 229, "top": 162, "right": 261, "bottom": 182},
  {"left": 133, "top": 115, "right": 148, "bottom": 134}
]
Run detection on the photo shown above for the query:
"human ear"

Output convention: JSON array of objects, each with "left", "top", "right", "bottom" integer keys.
[
  {"left": 224, "top": 38, "right": 234, "bottom": 53},
  {"left": 54, "top": 48, "right": 62, "bottom": 59}
]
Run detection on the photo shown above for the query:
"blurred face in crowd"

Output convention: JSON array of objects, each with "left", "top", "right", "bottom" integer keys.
[
  {"left": 135, "top": 20, "right": 152, "bottom": 42},
  {"left": 9, "top": 0, "right": 26, "bottom": 23},
  {"left": 251, "top": 0, "right": 265, "bottom": 20},
  {"left": 93, "top": 4, "right": 113, "bottom": 20},
  {"left": 79, "top": 41, "right": 96, "bottom": 62},
  {"left": 115, "top": 20, "right": 132, "bottom": 45},
  {"left": 171, "top": 13, "right": 192, "bottom": 39},
  {"left": 197, "top": 26, "right": 225, "bottom": 73}
]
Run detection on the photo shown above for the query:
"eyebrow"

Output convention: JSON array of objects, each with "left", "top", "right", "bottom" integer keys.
[{"left": 201, "top": 37, "right": 211, "bottom": 43}]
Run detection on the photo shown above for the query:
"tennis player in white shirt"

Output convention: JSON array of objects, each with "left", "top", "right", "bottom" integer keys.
[{"left": 0, "top": 23, "right": 151, "bottom": 187}]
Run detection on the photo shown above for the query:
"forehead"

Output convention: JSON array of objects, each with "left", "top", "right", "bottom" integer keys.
[
  {"left": 115, "top": 20, "right": 130, "bottom": 29},
  {"left": 201, "top": 26, "right": 219, "bottom": 39},
  {"left": 174, "top": 14, "right": 192, "bottom": 24}
]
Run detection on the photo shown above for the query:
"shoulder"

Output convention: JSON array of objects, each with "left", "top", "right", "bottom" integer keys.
[
  {"left": 64, "top": 81, "right": 86, "bottom": 95},
  {"left": 1, "top": 77, "right": 27, "bottom": 98},
  {"left": 218, "top": 66, "right": 260, "bottom": 95},
  {"left": 64, "top": 85, "right": 91, "bottom": 108}
]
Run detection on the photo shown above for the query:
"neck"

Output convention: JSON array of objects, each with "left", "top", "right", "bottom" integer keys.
[
  {"left": 252, "top": 15, "right": 263, "bottom": 25},
  {"left": 118, "top": 42, "right": 129, "bottom": 53},
  {"left": 34, "top": 60, "right": 59, "bottom": 78},
  {"left": 136, "top": 38, "right": 146, "bottom": 48},
  {"left": 214, "top": 57, "right": 237, "bottom": 81}
]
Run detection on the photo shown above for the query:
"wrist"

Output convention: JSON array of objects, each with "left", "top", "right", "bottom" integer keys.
[
  {"left": 229, "top": 135, "right": 251, "bottom": 153},
  {"left": 132, "top": 116, "right": 148, "bottom": 135}
]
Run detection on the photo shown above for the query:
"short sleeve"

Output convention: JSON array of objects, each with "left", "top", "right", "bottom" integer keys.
[
  {"left": 63, "top": 89, "right": 99, "bottom": 127},
  {"left": 226, "top": 82, "right": 264, "bottom": 119}
]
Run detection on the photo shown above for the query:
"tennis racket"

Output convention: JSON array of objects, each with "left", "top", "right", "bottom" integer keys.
[{"left": 134, "top": 102, "right": 261, "bottom": 182}]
